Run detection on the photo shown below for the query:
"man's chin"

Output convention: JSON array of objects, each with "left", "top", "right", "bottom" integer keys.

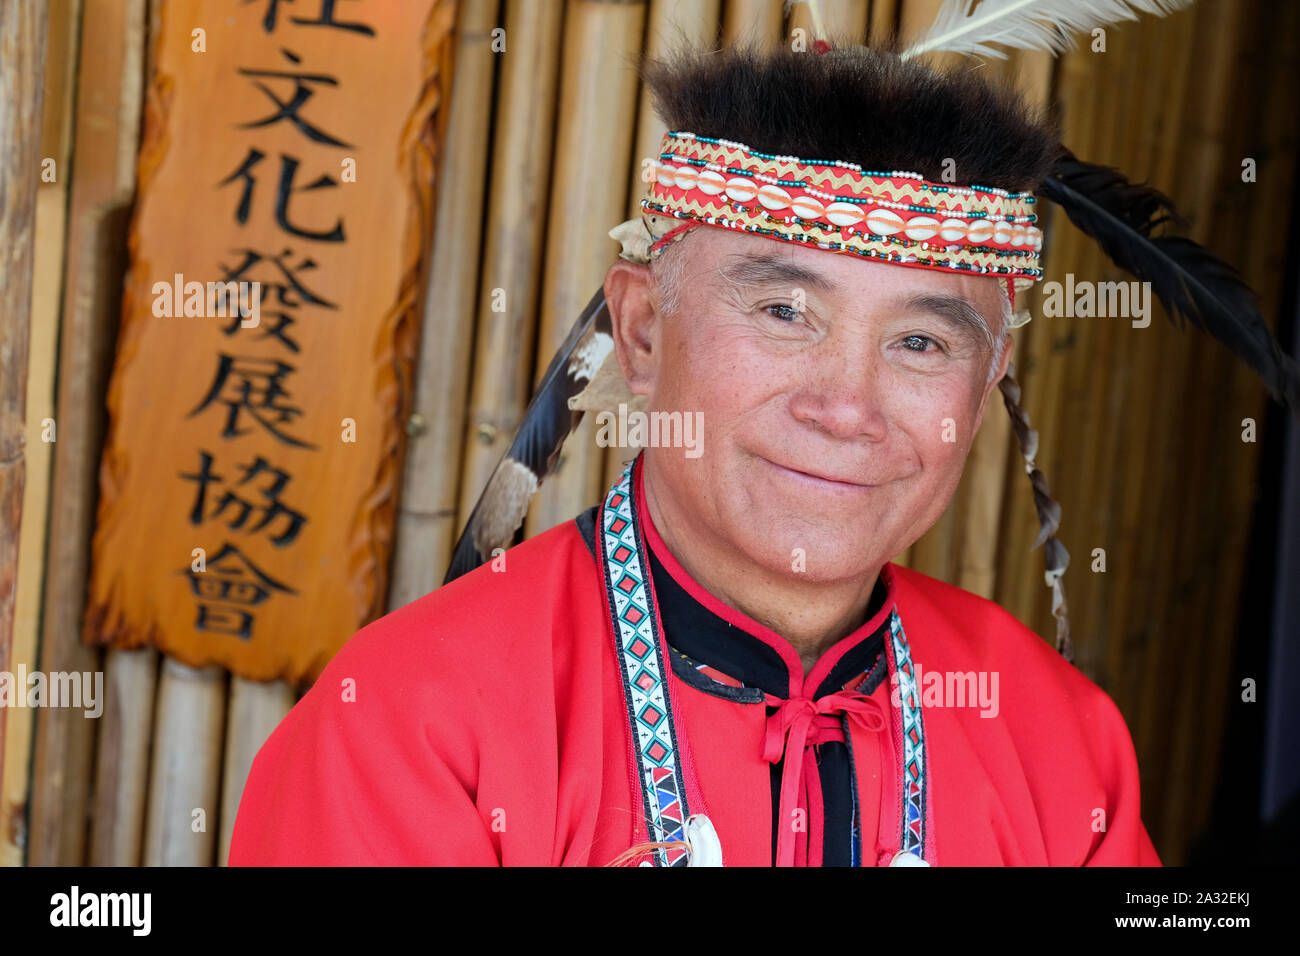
[{"left": 733, "top": 529, "right": 889, "bottom": 586}]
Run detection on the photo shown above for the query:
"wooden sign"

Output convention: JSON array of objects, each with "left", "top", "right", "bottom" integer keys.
[{"left": 83, "top": 0, "right": 455, "bottom": 683}]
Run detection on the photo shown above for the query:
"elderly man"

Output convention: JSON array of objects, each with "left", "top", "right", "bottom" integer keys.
[{"left": 230, "top": 35, "right": 1294, "bottom": 867}]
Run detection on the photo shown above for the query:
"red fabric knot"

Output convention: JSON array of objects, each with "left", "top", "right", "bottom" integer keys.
[{"left": 762, "top": 689, "right": 886, "bottom": 867}]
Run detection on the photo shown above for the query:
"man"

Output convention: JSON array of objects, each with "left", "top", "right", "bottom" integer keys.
[{"left": 230, "top": 37, "right": 1293, "bottom": 867}]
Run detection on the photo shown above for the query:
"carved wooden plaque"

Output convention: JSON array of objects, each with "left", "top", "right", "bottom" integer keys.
[{"left": 83, "top": 0, "right": 455, "bottom": 683}]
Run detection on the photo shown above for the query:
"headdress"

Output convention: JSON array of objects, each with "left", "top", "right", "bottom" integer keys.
[{"left": 446, "top": 0, "right": 1299, "bottom": 661}]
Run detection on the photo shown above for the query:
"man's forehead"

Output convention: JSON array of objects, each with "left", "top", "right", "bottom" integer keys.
[{"left": 693, "top": 231, "right": 1002, "bottom": 311}]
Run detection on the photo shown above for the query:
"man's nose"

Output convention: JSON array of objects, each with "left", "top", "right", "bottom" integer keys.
[{"left": 785, "top": 346, "right": 890, "bottom": 441}]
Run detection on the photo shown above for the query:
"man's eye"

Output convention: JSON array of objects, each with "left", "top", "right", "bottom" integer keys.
[
  {"left": 765, "top": 303, "right": 801, "bottom": 322},
  {"left": 901, "top": 334, "right": 940, "bottom": 352}
]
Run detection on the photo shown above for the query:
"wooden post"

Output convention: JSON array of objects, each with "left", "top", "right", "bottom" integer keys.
[
  {"left": 722, "top": 0, "right": 784, "bottom": 48},
  {"left": 89, "top": 649, "right": 156, "bottom": 864},
  {"left": 29, "top": 0, "right": 147, "bottom": 867},
  {"left": 524, "top": 0, "right": 647, "bottom": 538},
  {"left": 0, "top": 0, "right": 50, "bottom": 800},
  {"left": 458, "top": 0, "right": 567, "bottom": 525},
  {"left": 869, "top": 0, "right": 898, "bottom": 44},
  {"left": 1, "top": 0, "right": 77, "bottom": 868},
  {"left": 786, "top": 0, "right": 868, "bottom": 43},
  {"left": 142, "top": 661, "right": 226, "bottom": 866},
  {"left": 216, "top": 677, "right": 295, "bottom": 866},
  {"left": 390, "top": 0, "right": 499, "bottom": 605}
]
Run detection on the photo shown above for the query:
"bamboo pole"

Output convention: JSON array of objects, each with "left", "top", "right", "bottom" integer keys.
[
  {"left": 390, "top": 0, "right": 500, "bottom": 606},
  {"left": 1097, "top": 9, "right": 1196, "bottom": 780},
  {"left": 458, "top": 0, "right": 567, "bottom": 525},
  {"left": 1099, "top": 5, "right": 1197, "bottom": 701},
  {"left": 88, "top": 649, "right": 156, "bottom": 865},
  {"left": 1051, "top": 19, "right": 1143, "bottom": 678},
  {"left": 1100, "top": 5, "right": 1198, "bottom": 738},
  {"left": 1032, "top": 24, "right": 1130, "bottom": 666},
  {"left": 1090, "top": 3, "right": 1207, "bottom": 862},
  {"left": 525, "top": 0, "right": 647, "bottom": 538},
  {"left": 29, "top": 0, "right": 148, "bottom": 867},
  {"left": 868, "top": 0, "right": 898, "bottom": 44},
  {"left": 141, "top": 661, "right": 226, "bottom": 866},
  {"left": 216, "top": 676, "right": 296, "bottom": 866},
  {"left": 722, "top": 0, "right": 783, "bottom": 48},
  {"left": 786, "top": 0, "right": 868, "bottom": 44},
  {"left": 1130, "top": 1, "right": 1238, "bottom": 845},
  {"left": 1137, "top": 0, "right": 1233, "bottom": 686},
  {"left": 82, "top": 0, "right": 172, "bottom": 868},
  {"left": 0, "top": 0, "right": 50, "bottom": 800},
  {"left": 1, "top": 0, "right": 79, "bottom": 869}
]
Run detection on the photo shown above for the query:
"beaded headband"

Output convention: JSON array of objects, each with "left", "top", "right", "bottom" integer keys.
[{"left": 642, "top": 130, "right": 1044, "bottom": 284}]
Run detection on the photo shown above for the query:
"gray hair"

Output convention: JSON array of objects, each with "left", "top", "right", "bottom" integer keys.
[
  {"left": 650, "top": 233, "right": 691, "bottom": 318},
  {"left": 989, "top": 280, "right": 1013, "bottom": 384}
]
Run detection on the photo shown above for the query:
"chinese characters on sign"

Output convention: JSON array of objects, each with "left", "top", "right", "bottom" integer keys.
[{"left": 84, "top": 0, "right": 454, "bottom": 683}]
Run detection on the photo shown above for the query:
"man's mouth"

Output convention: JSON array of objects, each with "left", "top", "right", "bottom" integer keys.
[{"left": 758, "top": 456, "right": 878, "bottom": 491}]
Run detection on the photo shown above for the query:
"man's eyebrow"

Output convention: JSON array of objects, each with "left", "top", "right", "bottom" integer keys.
[
  {"left": 717, "top": 254, "right": 836, "bottom": 293},
  {"left": 900, "top": 293, "right": 994, "bottom": 349}
]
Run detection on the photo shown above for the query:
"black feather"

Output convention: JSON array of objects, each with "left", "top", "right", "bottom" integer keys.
[
  {"left": 444, "top": 287, "right": 612, "bottom": 583},
  {"left": 1040, "top": 151, "right": 1300, "bottom": 415}
]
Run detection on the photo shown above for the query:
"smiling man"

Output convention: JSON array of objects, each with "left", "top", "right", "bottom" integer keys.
[
  {"left": 229, "top": 39, "right": 1280, "bottom": 867},
  {"left": 611, "top": 232, "right": 1014, "bottom": 677}
]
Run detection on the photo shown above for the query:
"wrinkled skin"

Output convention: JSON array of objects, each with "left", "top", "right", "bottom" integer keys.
[{"left": 604, "top": 227, "right": 1012, "bottom": 669}]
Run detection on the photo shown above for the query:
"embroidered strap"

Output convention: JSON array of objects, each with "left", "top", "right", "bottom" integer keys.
[
  {"left": 885, "top": 613, "right": 934, "bottom": 862},
  {"left": 597, "top": 460, "right": 691, "bottom": 866},
  {"left": 597, "top": 457, "right": 935, "bottom": 866}
]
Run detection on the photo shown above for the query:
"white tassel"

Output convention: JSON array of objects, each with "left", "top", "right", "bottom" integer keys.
[{"left": 901, "top": 0, "right": 1194, "bottom": 62}]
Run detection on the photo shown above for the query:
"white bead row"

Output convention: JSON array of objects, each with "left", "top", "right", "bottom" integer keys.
[{"left": 653, "top": 162, "right": 1042, "bottom": 250}]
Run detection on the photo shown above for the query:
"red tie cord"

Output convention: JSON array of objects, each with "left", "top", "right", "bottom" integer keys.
[{"left": 762, "top": 690, "right": 886, "bottom": 867}]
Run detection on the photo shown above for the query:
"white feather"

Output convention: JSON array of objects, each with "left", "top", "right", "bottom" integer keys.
[{"left": 901, "top": 0, "right": 1194, "bottom": 62}]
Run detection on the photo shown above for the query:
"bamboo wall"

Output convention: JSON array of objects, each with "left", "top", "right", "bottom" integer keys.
[{"left": 4, "top": 0, "right": 1295, "bottom": 867}]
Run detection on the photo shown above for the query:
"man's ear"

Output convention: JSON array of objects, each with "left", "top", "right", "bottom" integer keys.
[{"left": 604, "top": 259, "right": 660, "bottom": 397}]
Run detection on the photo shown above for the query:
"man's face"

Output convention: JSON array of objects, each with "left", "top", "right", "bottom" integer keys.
[{"left": 611, "top": 226, "right": 1012, "bottom": 585}]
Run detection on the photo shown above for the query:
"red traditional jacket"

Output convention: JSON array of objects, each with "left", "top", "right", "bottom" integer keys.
[{"left": 230, "top": 463, "right": 1160, "bottom": 867}]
